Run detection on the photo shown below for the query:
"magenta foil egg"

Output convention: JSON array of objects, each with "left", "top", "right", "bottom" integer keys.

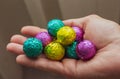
[
  {"left": 35, "top": 32, "right": 52, "bottom": 46},
  {"left": 76, "top": 40, "right": 96, "bottom": 60},
  {"left": 72, "top": 26, "right": 84, "bottom": 43}
]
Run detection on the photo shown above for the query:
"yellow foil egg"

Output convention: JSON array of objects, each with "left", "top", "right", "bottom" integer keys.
[
  {"left": 44, "top": 42, "right": 65, "bottom": 60},
  {"left": 57, "top": 26, "right": 76, "bottom": 45}
]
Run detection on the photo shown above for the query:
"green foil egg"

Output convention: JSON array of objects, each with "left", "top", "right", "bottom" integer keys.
[
  {"left": 47, "top": 19, "right": 64, "bottom": 37},
  {"left": 57, "top": 26, "right": 76, "bottom": 46},
  {"left": 44, "top": 42, "right": 65, "bottom": 60},
  {"left": 23, "top": 38, "right": 43, "bottom": 57},
  {"left": 66, "top": 41, "right": 78, "bottom": 59}
]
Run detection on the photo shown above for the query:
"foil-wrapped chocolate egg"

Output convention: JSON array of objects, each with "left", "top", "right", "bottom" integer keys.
[
  {"left": 66, "top": 41, "right": 78, "bottom": 59},
  {"left": 72, "top": 26, "right": 84, "bottom": 43},
  {"left": 47, "top": 19, "right": 64, "bottom": 37},
  {"left": 44, "top": 42, "right": 65, "bottom": 60},
  {"left": 35, "top": 32, "right": 52, "bottom": 46},
  {"left": 57, "top": 26, "right": 76, "bottom": 46},
  {"left": 76, "top": 40, "right": 96, "bottom": 60},
  {"left": 23, "top": 38, "right": 43, "bottom": 57}
]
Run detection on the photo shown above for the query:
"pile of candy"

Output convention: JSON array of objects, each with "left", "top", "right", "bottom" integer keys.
[{"left": 23, "top": 19, "right": 96, "bottom": 61}]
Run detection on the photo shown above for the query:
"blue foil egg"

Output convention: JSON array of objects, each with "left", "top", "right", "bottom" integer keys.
[
  {"left": 47, "top": 19, "right": 64, "bottom": 37},
  {"left": 66, "top": 41, "right": 78, "bottom": 59},
  {"left": 23, "top": 38, "right": 43, "bottom": 57}
]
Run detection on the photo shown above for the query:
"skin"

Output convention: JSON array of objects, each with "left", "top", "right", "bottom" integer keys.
[{"left": 6, "top": 15, "right": 120, "bottom": 79}]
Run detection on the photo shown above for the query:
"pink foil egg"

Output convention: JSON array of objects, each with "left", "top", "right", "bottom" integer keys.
[
  {"left": 72, "top": 26, "right": 84, "bottom": 43},
  {"left": 76, "top": 40, "right": 96, "bottom": 60},
  {"left": 35, "top": 32, "right": 52, "bottom": 46}
]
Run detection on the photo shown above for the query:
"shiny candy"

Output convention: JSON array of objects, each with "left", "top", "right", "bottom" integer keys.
[
  {"left": 57, "top": 26, "right": 76, "bottom": 45},
  {"left": 35, "top": 32, "right": 52, "bottom": 46},
  {"left": 76, "top": 40, "right": 96, "bottom": 60},
  {"left": 66, "top": 41, "right": 78, "bottom": 59},
  {"left": 47, "top": 19, "right": 64, "bottom": 37},
  {"left": 44, "top": 42, "right": 65, "bottom": 60},
  {"left": 23, "top": 38, "right": 43, "bottom": 57},
  {"left": 72, "top": 26, "right": 84, "bottom": 43}
]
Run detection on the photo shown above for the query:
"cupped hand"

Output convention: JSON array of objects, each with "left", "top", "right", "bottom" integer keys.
[{"left": 6, "top": 15, "right": 120, "bottom": 79}]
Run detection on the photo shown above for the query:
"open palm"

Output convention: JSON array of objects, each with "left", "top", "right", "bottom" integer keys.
[{"left": 7, "top": 15, "right": 120, "bottom": 79}]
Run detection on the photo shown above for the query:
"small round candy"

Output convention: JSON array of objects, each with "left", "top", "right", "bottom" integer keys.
[
  {"left": 72, "top": 26, "right": 84, "bottom": 43},
  {"left": 47, "top": 19, "right": 64, "bottom": 37},
  {"left": 76, "top": 40, "right": 96, "bottom": 60},
  {"left": 57, "top": 26, "right": 76, "bottom": 45},
  {"left": 66, "top": 41, "right": 78, "bottom": 59},
  {"left": 35, "top": 32, "right": 52, "bottom": 46},
  {"left": 23, "top": 38, "right": 43, "bottom": 57},
  {"left": 44, "top": 42, "right": 65, "bottom": 60}
]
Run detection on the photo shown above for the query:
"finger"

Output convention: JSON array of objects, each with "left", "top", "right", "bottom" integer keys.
[
  {"left": 21, "top": 26, "right": 47, "bottom": 36},
  {"left": 10, "top": 34, "right": 27, "bottom": 44},
  {"left": 16, "top": 55, "right": 64, "bottom": 74},
  {"left": 6, "top": 43, "right": 24, "bottom": 54}
]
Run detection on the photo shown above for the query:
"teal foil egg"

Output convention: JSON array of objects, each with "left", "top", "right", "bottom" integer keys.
[
  {"left": 23, "top": 38, "right": 43, "bottom": 57},
  {"left": 47, "top": 19, "right": 64, "bottom": 37},
  {"left": 66, "top": 41, "right": 78, "bottom": 59}
]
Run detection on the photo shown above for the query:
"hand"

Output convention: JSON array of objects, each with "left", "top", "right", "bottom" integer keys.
[{"left": 6, "top": 15, "right": 120, "bottom": 79}]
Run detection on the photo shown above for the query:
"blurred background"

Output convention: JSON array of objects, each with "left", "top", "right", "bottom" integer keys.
[{"left": 0, "top": 0, "right": 120, "bottom": 79}]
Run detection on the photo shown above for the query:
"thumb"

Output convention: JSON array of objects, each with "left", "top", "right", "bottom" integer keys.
[
  {"left": 63, "top": 17, "right": 86, "bottom": 30},
  {"left": 63, "top": 14, "right": 102, "bottom": 30}
]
